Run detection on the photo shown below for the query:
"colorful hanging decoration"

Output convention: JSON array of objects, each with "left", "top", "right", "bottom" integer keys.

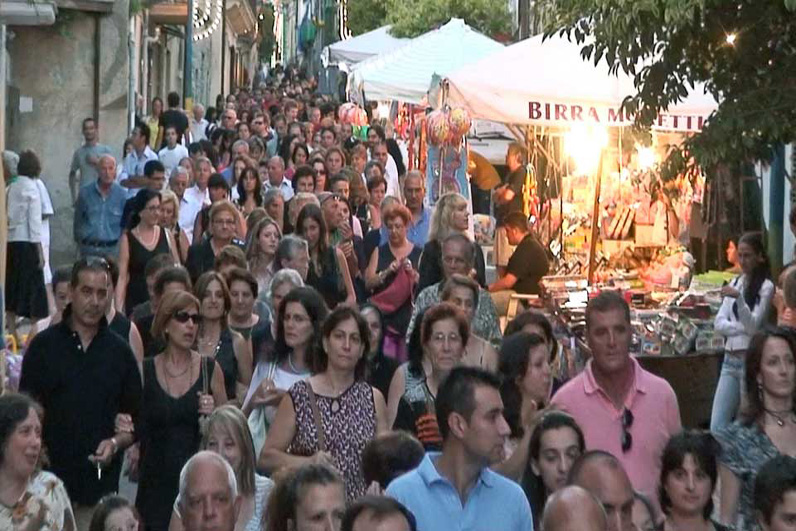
[
  {"left": 425, "top": 107, "right": 472, "bottom": 147},
  {"left": 338, "top": 103, "right": 369, "bottom": 126},
  {"left": 426, "top": 110, "right": 450, "bottom": 147}
]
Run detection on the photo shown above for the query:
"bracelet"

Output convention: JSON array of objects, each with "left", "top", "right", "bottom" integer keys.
[{"left": 110, "top": 437, "right": 119, "bottom": 454}]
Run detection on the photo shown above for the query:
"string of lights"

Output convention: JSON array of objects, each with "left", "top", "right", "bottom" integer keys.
[{"left": 193, "top": 0, "right": 223, "bottom": 41}]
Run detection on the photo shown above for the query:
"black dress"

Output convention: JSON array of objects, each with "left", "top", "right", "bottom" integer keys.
[
  {"left": 212, "top": 328, "right": 239, "bottom": 400},
  {"left": 306, "top": 246, "right": 346, "bottom": 309},
  {"left": 137, "top": 357, "right": 215, "bottom": 531},
  {"left": 126, "top": 227, "right": 170, "bottom": 315}
]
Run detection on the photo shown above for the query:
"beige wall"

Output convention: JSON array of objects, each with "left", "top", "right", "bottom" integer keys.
[{"left": 6, "top": 2, "right": 130, "bottom": 267}]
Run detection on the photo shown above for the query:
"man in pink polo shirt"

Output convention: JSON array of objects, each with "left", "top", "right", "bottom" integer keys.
[{"left": 551, "top": 291, "right": 681, "bottom": 506}]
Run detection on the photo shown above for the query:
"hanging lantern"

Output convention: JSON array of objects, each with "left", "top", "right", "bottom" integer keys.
[
  {"left": 338, "top": 102, "right": 356, "bottom": 123},
  {"left": 447, "top": 107, "right": 472, "bottom": 140},
  {"left": 351, "top": 107, "right": 369, "bottom": 126},
  {"left": 426, "top": 110, "right": 450, "bottom": 147}
]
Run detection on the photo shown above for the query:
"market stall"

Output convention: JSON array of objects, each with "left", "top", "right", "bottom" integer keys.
[
  {"left": 322, "top": 25, "right": 409, "bottom": 69},
  {"left": 442, "top": 33, "right": 724, "bottom": 428},
  {"left": 347, "top": 18, "right": 503, "bottom": 105}
]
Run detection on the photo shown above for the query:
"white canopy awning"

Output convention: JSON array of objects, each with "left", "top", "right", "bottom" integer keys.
[
  {"left": 323, "top": 25, "right": 409, "bottom": 68},
  {"left": 446, "top": 33, "right": 719, "bottom": 132},
  {"left": 348, "top": 18, "right": 504, "bottom": 105}
]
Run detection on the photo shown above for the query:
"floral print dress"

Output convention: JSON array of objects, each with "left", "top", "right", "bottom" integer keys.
[{"left": 0, "top": 471, "right": 75, "bottom": 531}]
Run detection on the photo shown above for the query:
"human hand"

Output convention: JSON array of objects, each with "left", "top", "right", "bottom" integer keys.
[
  {"left": 311, "top": 451, "right": 336, "bottom": 469},
  {"left": 721, "top": 285, "right": 741, "bottom": 299},
  {"left": 339, "top": 241, "right": 354, "bottom": 258},
  {"left": 115, "top": 413, "right": 134, "bottom": 434},
  {"left": 89, "top": 438, "right": 117, "bottom": 467},
  {"left": 339, "top": 220, "right": 353, "bottom": 241},
  {"left": 197, "top": 392, "right": 215, "bottom": 415},
  {"left": 251, "top": 379, "right": 283, "bottom": 407}
]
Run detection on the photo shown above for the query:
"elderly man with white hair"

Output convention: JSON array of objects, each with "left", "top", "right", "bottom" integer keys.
[
  {"left": 2, "top": 149, "right": 19, "bottom": 181},
  {"left": 177, "top": 451, "right": 241, "bottom": 531},
  {"left": 74, "top": 153, "right": 128, "bottom": 258},
  {"left": 191, "top": 103, "right": 208, "bottom": 142}
]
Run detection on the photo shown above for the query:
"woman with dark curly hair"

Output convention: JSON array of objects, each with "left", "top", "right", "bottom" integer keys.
[{"left": 0, "top": 393, "right": 76, "bottom": 531}]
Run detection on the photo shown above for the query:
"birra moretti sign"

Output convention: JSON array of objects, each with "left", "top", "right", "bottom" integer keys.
[{"left": 528, "top": 101, "right": 706, "bottom": 133}]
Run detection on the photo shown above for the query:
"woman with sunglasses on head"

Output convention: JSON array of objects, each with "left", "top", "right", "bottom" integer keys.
[
  {"left": 659, "top": 430, "right": 727, "bottom": 531},
  {"left": 261, "top": 305, "right": 389, "bottom": 500},
  {"left": 715, "top": 329, "right": 796, "bottom": 531},
  {"left": 136, "top": 290, "right": 226, "bottom": 531}
]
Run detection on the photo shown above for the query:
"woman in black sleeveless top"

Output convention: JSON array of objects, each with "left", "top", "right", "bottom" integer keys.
[
  {"left": 116, "top": 189, "right": 178, "bottom": 315},
  {"left": 136, "top": 291, "right": 226, "bottom": 531}
]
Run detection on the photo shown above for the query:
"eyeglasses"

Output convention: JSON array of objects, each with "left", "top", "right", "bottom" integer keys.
[
  {"left": 173, "top": 311, "right": 202, "bottom": 325},
  {"left": 213, "top": 218, "right": 236, "bottom": 226},
  {"left": 621, "top": 408, "right": 634, "bottom": 453}
]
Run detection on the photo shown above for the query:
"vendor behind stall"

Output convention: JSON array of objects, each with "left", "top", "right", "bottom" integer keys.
[
  {"left": 494, "top": 143, "right": 527, "bottom": 276},
  {"left": 488, "top": 212, "right": 549, "bottom": 315}
]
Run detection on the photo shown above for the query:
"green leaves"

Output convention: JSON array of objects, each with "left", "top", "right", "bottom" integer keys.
[
  {"left": 380, "top": 0, "right": 512, "bottom": 39},
  {"left": 542, "top": 0, "right": 796, "bottom": 172}
]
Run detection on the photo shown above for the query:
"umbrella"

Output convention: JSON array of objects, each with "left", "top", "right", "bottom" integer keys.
[{"left": 468, "top": 150, "right": 501, "bottom": 190}]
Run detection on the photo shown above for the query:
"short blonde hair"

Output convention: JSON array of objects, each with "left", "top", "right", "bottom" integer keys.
[
  {"left": 151, "top": 290, "right": 200, "bottom": 343},
  {"left": 160, "top": 189, "right": 180, "bottom": 224},
  {"left": 210, "top": 199, "right": 239, "bottom": 224}
]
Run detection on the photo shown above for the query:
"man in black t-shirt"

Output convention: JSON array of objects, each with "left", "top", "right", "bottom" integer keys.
[
  {"left": 494, "top": 142, "right": 527, "bottom": 276},
  {"left": 489, "top": 211, "right": 549, "bottom": 314},
  {"left": 159, "top": 91, "right": 190, "bottom": 148}
]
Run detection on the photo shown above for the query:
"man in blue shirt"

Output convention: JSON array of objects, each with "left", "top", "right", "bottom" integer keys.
[
  {"left": 74, "top": 155, "right": 127, "bottom": 258},
  {"left": 403, "top": 171, "right": 432, "bottom": 247},
  {"left": 387, "top": 366, "right": 534, "bottom": 530}
]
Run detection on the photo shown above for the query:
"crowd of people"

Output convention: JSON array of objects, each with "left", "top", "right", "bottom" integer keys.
[{"left": 2, "top": 67, "right": 796, "bottom": 531}]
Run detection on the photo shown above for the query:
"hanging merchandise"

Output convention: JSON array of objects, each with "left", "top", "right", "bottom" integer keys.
[
  {"left": 447, "top": 107, "right": 472, "bottom": 143},
  {"left": 338, "top": 103, "right": 369, "bottom": 126},
  {"left": 426, "top": 110, "right": 450, "bottom": 147}
]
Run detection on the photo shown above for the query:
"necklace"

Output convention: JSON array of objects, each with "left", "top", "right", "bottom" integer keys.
[
  {"left": 164, "top": 356, "right": 191, "bottom": 379},
  {"left": 288, "top": 353, "right": 305, "bottom": 374},
  {"left": 764, "top": 407, "right": 796, "bottom": 427},
  {"left": 164, "top": 355, "right": 193, "bottom": 396},
  {"left": 326, "top": 375, "right": 347, "bottom": 414},
  {"left": 135, "top": 225, "right": 158, "bottom": 248}
]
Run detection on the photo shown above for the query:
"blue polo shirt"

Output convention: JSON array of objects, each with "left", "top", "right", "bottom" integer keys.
[
  {"left": 387, "top": 453, "right": 534, "bottom": 531},
  {"left": 407, "top": 206, "right": 432, "bottom": 247}
]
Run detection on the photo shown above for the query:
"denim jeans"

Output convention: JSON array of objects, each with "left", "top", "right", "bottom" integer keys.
[{"left": 710, "top": 351, "right": 746, "bottom": 432}]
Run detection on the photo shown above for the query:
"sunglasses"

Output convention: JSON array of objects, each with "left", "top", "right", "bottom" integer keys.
[
  {"left": 621, "top": 408, "right": 634, "bottom": 453},
  {"left": 173, "top": 311, "right": 202, "bottom": 325}
]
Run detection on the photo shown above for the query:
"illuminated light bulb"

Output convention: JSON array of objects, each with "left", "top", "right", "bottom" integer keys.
[
  {"left": 636, "top": 144, "right": 657, "bottom": 171},
  {"left": 564, "top": 124, "right": 609, "bottom": 175},
  {"left": 726, "top": 33, "right": 737, "bottom": 45}
]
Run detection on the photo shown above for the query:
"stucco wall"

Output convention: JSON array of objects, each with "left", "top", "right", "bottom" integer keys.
[{"left": 6, "top": 2, "right": 130, "bottom": 267}]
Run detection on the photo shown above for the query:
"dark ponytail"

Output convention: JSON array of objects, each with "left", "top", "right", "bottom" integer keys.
[{"left": 734, "top": 232, "right": 771, "bottom": 317}]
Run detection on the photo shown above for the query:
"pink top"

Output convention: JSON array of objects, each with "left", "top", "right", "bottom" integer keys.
[{"left": 550, "top": 357, "right": 681, "bottom": 504}]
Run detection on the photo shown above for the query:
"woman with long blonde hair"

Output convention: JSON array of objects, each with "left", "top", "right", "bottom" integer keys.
[{"left": 417, "top": 192, "right": 486, "bottom": 291}]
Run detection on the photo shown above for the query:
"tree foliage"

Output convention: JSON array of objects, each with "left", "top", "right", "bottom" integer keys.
[
  {"left": 347, "top": 0, "right": 388, "bottom": 36},
  {"left": 542, "top": 0, "right": 796, "bottom": 173},
  {"left": 347, "top": 0, "right": 512, "bottom": 39}
]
